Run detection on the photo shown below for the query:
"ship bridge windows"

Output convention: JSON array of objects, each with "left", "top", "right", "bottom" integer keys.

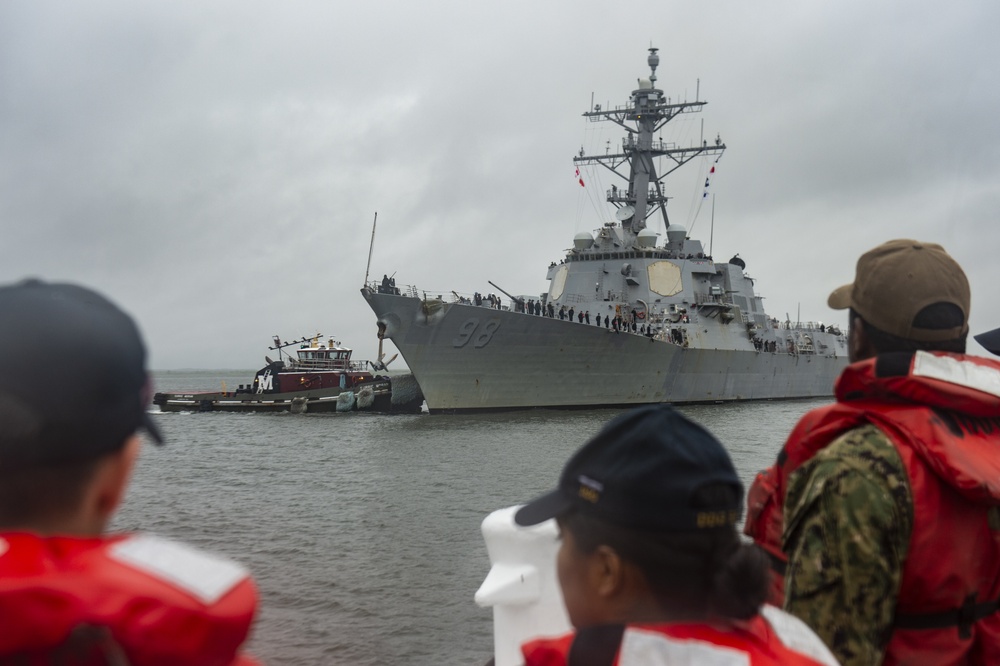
[
  {"left": 588, "top": 251, "right": 651, "bottom": 261},
  {"left": 580, "top": 249, "right": 675, "bottom": 261}
]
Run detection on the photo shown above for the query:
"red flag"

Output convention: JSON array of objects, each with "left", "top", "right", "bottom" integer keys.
[
  {"left": 710, "top": 166, "right": 716, "bottom": 174},
  {"left": 575, "top": 167, "right": 585, "bottom": 187}
]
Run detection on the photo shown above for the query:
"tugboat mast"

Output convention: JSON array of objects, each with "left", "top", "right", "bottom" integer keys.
[{"left": 573, "top": 47, "right": 725, "bottom": 238}]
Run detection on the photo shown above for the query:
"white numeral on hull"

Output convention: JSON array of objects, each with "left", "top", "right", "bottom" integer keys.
[{"left": 453, "top": 318, "right": 501, "bottom": 348}]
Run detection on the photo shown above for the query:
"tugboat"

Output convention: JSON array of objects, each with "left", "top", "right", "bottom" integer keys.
[
  {"left": 153, "top": 335, "right": 424, "bottom": 414},
  {"left": 360, "top": 48, "right": 848, "bottom": 413}
]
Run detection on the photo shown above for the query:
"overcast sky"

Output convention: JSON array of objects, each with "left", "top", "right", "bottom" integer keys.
[{"left": 2, "top": 1, "right": 998, "bottom": 370}]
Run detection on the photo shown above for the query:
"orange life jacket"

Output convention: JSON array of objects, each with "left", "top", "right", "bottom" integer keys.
[
  {"left": 0, "top": 531, "right": 260, "bottom": 665},
  {"left": 745, "top": 351, "right": 1000, "bottom": 664},
  {"left": 521, "top": 605, "right": 839, "bottom": 665}
]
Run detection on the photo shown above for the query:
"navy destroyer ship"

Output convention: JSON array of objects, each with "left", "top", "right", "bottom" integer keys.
[{"left": 361, "top": 48, "right": 848, "bottom": 413}]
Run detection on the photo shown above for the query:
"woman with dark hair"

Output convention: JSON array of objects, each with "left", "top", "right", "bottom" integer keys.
[{"left": 514, "top": 405, "right": 839, "bottom": 666}]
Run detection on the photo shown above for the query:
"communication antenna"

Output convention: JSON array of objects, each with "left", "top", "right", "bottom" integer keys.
[
  {"left": 364, "top": 211, "right": 378, "bottom": 286},
  {"left": 709, "top": 194, "right": 715, "bottom": 257},
  {"left": 615, "top": 205, "right": 635, "bottom": 222}
]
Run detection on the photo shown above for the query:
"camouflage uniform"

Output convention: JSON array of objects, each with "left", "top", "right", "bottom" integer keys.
[{"left": 782, "top": 424, "right": 914, "bottom": 666}]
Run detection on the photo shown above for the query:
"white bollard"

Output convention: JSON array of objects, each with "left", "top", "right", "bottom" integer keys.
[{"left": 475, "top": 506, "right": 571, "bottom": 666}]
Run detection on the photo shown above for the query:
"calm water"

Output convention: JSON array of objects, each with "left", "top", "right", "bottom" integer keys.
[{"left": 114, "top": 370, "right": 832, "bottom": 665}]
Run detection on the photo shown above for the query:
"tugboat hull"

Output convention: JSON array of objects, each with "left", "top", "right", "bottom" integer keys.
[{"left": 154, "top": 374, "right": 424, "bottom": 414}]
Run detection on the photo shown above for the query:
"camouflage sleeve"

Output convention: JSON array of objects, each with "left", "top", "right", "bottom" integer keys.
[{"left": 781, "top": 424, "right": 913, "bottom": 666}]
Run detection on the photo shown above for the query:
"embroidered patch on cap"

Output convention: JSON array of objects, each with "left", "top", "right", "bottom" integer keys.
[
  {"left": 577, "top": 475, "right": 603, "bottom": 503},
  {"left": 695, "top": 509, "right": 740, "bottom": 529},
  {"left": 110, "top": 534, "right": 248, "bottom": 604}
]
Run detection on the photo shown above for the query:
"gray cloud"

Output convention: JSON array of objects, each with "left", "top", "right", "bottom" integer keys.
[{"left": 2, "top": 0, "right": 998, "bottom": 369}]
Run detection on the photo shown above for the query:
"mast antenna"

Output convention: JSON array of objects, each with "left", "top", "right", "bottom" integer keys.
[
  {"left": 364, "top": 211, "right": 378, "bottom": 286},
  {"left": 709, "top": 194, "right": 715, "bottom": 257}
]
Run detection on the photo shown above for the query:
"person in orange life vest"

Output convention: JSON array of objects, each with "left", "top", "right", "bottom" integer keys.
[
  {"left": 744, "top": 239, "right": 1000, "bottom": 665},
  {"left": 0, "top": 280, "right": 260, "bottom": 665},
  {"left": 514, "top": 405, "right": 839, "bottom": 666}
]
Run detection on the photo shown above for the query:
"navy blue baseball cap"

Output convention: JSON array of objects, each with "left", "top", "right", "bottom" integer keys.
[
  {"left": 515, "top": 405, "right": 742, "bottom": 531},
  {"left": 0, "top": 279, "right": 162, "bottom": 468}
]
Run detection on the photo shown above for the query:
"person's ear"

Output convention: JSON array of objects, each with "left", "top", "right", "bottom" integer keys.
[
  {"left": 591, "top": 544, "right": 627, "bottom": 598},
  {"left": 849, "top": 315, "right": 875, "bottom": 361},
  {"left": 87, "top": 435, "right": 142, "bottom": 531}
]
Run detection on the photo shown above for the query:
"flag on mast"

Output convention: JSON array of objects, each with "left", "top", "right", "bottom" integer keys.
[{"left": 702, "top": 158, "right": 721, "bottom": 198}]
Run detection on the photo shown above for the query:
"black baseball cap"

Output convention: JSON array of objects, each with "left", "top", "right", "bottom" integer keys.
[
  {"left": 0, "top": 279, "right": 163, "bottom": 468},
  {"left": 976, "top": 328, "right": 1000, "bottom": 356},
  {"left": 515, "top": 405, "right": 742, "bottom": 532}
]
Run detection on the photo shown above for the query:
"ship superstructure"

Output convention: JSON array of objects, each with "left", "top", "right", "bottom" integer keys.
[{"left": 361, "top": 49, "right": 847, "bottom": 412}]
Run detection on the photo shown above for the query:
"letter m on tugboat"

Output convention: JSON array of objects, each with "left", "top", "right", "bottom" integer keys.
[{"left": 255, "top": 369, "right": 274, "bottom": 393}]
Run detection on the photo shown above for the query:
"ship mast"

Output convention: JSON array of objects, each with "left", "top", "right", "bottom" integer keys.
[{"left": 573, "top": 48, "right": 726, "bottom": 239}]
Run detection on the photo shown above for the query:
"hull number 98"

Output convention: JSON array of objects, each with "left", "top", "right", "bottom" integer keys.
[{"left": 453, "top": 318, "right": 501, "bottom": 348}]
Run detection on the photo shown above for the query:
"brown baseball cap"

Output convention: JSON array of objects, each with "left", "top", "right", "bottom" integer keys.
[{"left": 828, "top": 239, "right": 970, "bottom": 342}]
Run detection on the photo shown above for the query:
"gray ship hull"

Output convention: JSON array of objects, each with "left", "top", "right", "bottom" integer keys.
[{"left": 363, "top": 289, "right": 845, "bottom": 413}]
